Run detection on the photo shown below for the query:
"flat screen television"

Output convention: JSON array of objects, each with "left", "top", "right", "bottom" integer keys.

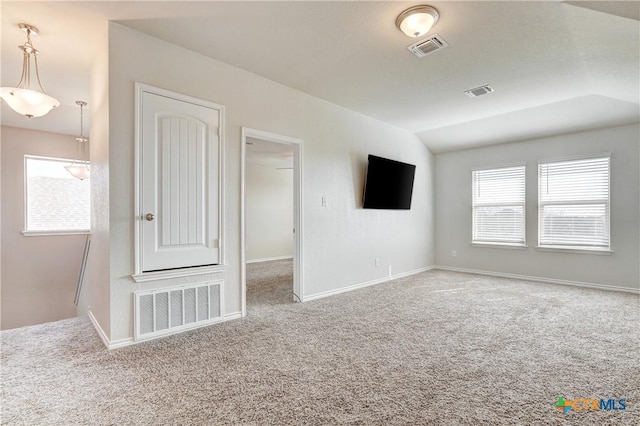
[{"left": 362, "top": 155, "right": 416, "bottom": 210}]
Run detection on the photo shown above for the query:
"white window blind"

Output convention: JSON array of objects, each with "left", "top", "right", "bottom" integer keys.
[
  {"left": 538, "top": 156, "right": 610, "bottom": 250},
  {"left": 472, "top": 165, "right": 526, "bottom": 245},
  {"left": 24, "top": 156, "right": 90, "bottom": 233}
]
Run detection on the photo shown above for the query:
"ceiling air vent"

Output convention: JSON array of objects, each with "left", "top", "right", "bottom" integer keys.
[
  {"left": 464, "top": 85, "right": 495, "bottom": 98},
  {"left": 407, "top": 34, "right": 448, "bottom": 58}
]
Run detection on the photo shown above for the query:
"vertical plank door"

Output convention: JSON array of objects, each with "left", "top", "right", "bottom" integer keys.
[{"left": 140, "top": 91, "right": 220, "bottom": 272}]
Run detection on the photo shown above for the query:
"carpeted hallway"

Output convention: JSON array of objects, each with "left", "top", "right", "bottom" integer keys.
[
  {"left": 246, "top": 258, "right": 295, "bottom": 312},
  {"left": 1, "top": 261, "right": 638, "bottom": 425}
]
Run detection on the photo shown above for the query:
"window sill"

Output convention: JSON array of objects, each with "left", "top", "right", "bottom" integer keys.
[
  {"left": 536, "top": 246, "right": 613, "bottom": 255},
  {"left": 470, "top": 242, "right": 528, "bottom": 250},
  {"left": 22, "top": 230, "right": 91, "bottom": 237}
]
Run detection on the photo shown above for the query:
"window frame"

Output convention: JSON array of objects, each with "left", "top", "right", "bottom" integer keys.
[
  {"left": 537, "top": 153, "right": 611, "bottom": 253},
  {"left": 471, "top": 163, "right": 527, "bottom": 248},
  {"left": 22, "top": 155, "right": 91, "bottom": 236}
]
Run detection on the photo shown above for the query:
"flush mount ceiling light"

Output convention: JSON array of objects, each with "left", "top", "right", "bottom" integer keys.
[
  {"left": 0, "top": 23, "right": 60, "bottom": 118},
  {"left": 65, "top": 101, "right": 90, "bottom": 180},
  {"left": 396, "top": 5, "right": 439, "bottom": 38}
]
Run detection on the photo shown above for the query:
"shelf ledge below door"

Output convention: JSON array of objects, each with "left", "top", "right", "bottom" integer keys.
[{"left": 132, "top": 264, "right": 225, "bottom": 283}]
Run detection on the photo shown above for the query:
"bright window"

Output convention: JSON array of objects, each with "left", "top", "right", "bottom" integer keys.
[
  {"left": 24, "top": 156, "right": 90, "bottom": 233},
  {"left": 538, "top": 156, "right": 610, "bottom": 251},
  {"left": 472, "top": 165, "right": 526, "bottom": 246}
]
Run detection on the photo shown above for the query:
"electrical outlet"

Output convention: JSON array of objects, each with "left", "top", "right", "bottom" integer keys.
[
  {"left": 375, "top": 258, "right": 380, "bottom": 267},
  {"left": 452, "top": 250, "right": 457, "bottom": 257},
  {"left": 321, "top": 196, "right": 327, "bottom": 207},
  {"left": 388, "top": 265, "right": 392, "bottom": 278}
]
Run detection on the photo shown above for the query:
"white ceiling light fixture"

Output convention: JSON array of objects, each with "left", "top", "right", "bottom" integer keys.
[
  {"left": 0, "top": 23, "right": 60, "bottom": 118},
  {"left": 396, "top": 5, "right": 440, "bottom": 38},
  {"left": 65, "top": 101, "right": 90, "bottom": 180}
]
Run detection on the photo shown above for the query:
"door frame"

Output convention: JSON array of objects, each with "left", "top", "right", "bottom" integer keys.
[{"left": 240, "top": 127, "right": 304, "bottom": 316}]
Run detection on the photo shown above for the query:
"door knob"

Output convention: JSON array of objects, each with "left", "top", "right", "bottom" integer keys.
[{"left": 145, "top": 213, "right": 155, "bottom": 221}]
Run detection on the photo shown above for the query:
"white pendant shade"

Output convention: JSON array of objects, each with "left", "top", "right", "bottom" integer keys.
[
  {"left": 65, "top": 164, "right": 90, "bottom": 180},
  {"left": 0, "top": 87, "right": 60, "bottom": 118},
  {"left": 396, "top": 5, "right": 439, "bottom": 38}
]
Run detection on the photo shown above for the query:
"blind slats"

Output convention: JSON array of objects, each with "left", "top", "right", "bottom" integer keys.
[
  {"left": 25, "top": 156, "right": 91, "bottom": 232},
  {"left": 538, "top": 157, "right": 610, "bottom": 249},
  {"left": 472, "top": 166, "right": 525, "bottom": 245}
]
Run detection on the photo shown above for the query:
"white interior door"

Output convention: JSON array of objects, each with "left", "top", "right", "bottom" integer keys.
[{"left": 139, "top": 89, "right": 221, "bottom": 272}]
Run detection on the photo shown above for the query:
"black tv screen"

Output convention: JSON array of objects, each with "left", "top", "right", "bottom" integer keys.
[{"left": 363, "top": 155, "right": 416, "bottom": 210}]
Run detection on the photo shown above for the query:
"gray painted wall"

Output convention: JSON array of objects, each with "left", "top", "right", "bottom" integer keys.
[
  {"left": 435, "top": 124, "right": 639, "bottom": 290},
  {"left": 1, "top": 126, "right": 87, "bottom": 329}
]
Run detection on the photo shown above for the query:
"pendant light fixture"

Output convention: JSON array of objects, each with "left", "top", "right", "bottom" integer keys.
[
  {"left": 65, "top": 101, "right": 90, "bottom": 180},
  {"left": 0, "top": 23, "right": 60, "bottom": 118},
  {"left": 396, "top": 5, "right": 439, "bottom": 38}
]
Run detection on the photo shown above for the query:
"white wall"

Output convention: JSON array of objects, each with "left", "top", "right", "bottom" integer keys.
[
  {"left": 0, "top": 126, "right": 86, "bottom": 329},
  {"left": 435, "top": 124, "right": 640, "bottom": 290},
  {"left": 94, "top": 23, "right": 435, "bottom": 343},
  {"left": 246, "top": 162, "right": 293, "bottom": 262},
  {"left": 0, "top": 123, "right": 2, "bottom": 327},
  {"left": 84, "top": 24, "right": 111, "bottom": 339}
]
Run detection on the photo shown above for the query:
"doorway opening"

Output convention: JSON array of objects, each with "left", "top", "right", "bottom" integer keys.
[{"left": 241, "top": 128, "right": 303, "bottom": 316}]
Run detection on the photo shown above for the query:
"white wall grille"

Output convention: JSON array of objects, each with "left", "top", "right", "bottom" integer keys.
[
  {"left": 134, "top": 281, "right": 223, "bottom": 341},
  {"left": 464, "top": 85, "right": 495, "bottom": 98}
]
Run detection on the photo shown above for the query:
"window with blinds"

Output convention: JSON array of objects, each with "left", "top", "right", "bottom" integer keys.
[
  {"left": 24, "top": 156, "right": 90, "bottom": 234},
  {"left": 538, "top": 156, "right": 610, "bottom": 250},
  {"left": 472, "top": 165, "right": 526, "bottom": 246}
]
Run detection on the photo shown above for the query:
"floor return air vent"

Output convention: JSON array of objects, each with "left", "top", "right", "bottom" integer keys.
[
  {"left": 407, "top": 34, "right": 448, "bottom": 58},
  {"left": 134, "top": 281, "right": 223, "bottom": 341}
]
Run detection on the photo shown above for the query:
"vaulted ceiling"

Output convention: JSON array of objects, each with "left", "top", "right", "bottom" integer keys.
[{"left": 2, "top": 1, "right": 638, "bottom": 153}]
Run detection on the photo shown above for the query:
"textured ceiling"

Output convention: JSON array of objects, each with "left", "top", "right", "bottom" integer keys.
[{"left": 1, "top": 1, "right": 638, "bottom": 153}]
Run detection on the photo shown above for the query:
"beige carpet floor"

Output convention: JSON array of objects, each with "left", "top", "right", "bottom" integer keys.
[{"left": 1, "top": 261, "right": 639, "bottom": 425}]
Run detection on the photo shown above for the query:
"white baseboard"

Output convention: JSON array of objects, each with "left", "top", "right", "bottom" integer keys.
[
  {"left": 108, "top": 337, "right": 136, "bottom": 349},
  {"left": 435, "top": 265, "right": 639, "bottom": 295},
  {"left": 88, "top": 310, "right": 243, "bottom": 350},
  {"left": 247, "top": 255, "right": 293, "bottom": 264},
  {"left": 88, "top": 310, "right": 135, "bottom": 350},
  {"left": 392, "top": 266, "right": 436, "bottom": 280},
  {"left": 304, "top": 266, "right": 435, "bottom": 302},
  {"left": 88, "top": 310, "right": 109, "bottom": 348},
  {"left": 224, "top": 311, "right": 243, "bottom": 321}
]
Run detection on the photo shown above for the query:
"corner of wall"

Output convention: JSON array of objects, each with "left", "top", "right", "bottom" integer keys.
[
  {"left": 84, "top": 20, "right": 112, "bottom": 340},
  {"left": 0, "top": 127, "right": 3, "bottom": 324}
]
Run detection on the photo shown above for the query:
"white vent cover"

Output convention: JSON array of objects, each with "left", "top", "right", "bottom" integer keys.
[
  {"left": 134, "top": 281, "right": 223, "bottom": 341},
  {"left": 464, "top": 85, "right": 495, "bottom": 97},
  {"left": 407, "top": 34, "right": 448, "bottom": 58}
]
